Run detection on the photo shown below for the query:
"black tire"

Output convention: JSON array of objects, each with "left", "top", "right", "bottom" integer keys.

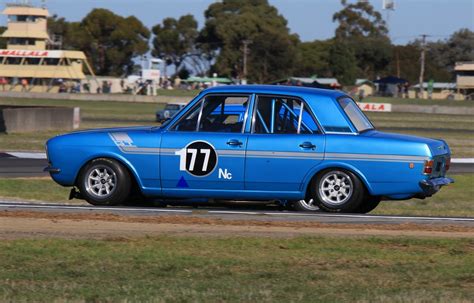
[
  {"left": 311, "top": 168, "right": 365, "bottom": 213},
  {"left": 77, "top": 158, "right": 131, "bottom": 206},
  {"left": 292, "top": 199, "right": 319, "bottom": 212},
  {"left": 355, "top": 196, "right": 381, "bottom": 214}
]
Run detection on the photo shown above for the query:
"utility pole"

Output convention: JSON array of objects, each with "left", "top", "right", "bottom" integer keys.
[
  {"left": 242, "top": 40, "right": 251, "bottom": 84},
  {"left": 418, "top": 34, "right": 428, "bottom": 99},
  {"left": 396, "top": 49, "right": 400, "bottom": 78}
]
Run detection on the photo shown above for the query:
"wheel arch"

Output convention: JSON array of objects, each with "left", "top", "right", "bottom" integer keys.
[
  {"left": 73, "top": 152, "right": 144, "bottom": 194},
  {"left": 302, "top": 162, "right": 374, "bottom": 196}
]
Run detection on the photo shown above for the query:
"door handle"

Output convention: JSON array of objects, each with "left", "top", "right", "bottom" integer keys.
[
  {"left": 227, "top": 139, "right": 243, "bottom": 146},
  {"left": 299, "top": 142, "right": 316, "bottom": 149}
]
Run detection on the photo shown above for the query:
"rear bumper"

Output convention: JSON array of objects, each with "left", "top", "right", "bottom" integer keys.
[{"left": 418, "top": 177, "right": 454, "bottom": 197}]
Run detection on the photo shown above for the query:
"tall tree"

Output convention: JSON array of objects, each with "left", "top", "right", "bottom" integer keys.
[
  {"left": 429, "top": 29, "right": 474, "bottom": 74},
  {"left": 387, "top": 44, "right": 450, "bottom": 83},
  {"left": 333, "top": 0, "right": 391, "bottom": 80},
  {"left": 199, "top": 0, "right": 299, "bottom": 83},
  {"left": 78, "top": 9, "right": 150, "bottom": 76},
  {"left": 152, "top": 15, "right": 199, "bottom": 76},
  {"left": 294, "top": 40, "right": 332, "bottom": 78},
  {"left": 333, "top": 0, "right": 388, "bottom": 39},
  {"left": 329, "top": 41, "right": 357, "bottom": 85}
]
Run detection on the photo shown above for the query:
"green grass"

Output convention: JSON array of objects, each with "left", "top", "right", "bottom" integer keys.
[
  {"left": 0, "top": 178, "right": 71, "bottom": 203},
  {"left": 374, "top": 174, "right": 474, "bottom": 217},
  {"left": 364, "top": 96, "right": 474, "bottom": 107},
  {"left": 0, "top": 174, "right": 472, "bottom": 217},
  {"left": 0, "top": 236, "right": 473, "bottom": 302}
]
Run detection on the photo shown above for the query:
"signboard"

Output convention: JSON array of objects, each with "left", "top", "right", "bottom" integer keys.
[
  {"left": 142, "top": 69, "right": 161, "bottom": 81},
  {"left": 357, "top": 102, "right": 392, "bottom": 112},
  {"left": 0, "top": 49, "right": 65, "bottom": 58}
]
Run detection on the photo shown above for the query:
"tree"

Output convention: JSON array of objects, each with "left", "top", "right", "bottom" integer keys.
[
  {"left": 294, "top": 40, "right": 332, "bottom": 77},
  {"left": 328, "top": 41, "right": 357, "bottom": 85},
  {"left": 333, "top": 0, "right": 391, "bottom": 80},
  {"left": 429, "top": 29, "right": 474, "bottom": 74},
  {"left": 333, "top": 0, "right": 388, "bottom": 39},
  {"left": 79, "top": 9, "right": 150, "bottom": 76},
  {"left": 47, "top": 15, "right": 85, "bottom": 50},
  {"left": 0, "top": 26, "right": 7, "bottom": 49},
  {"left": 199, "top": 0, "right": 299, "bottom": 83},
  {"left": 152, "top": 15, "right": 199, "bottom": 76}
]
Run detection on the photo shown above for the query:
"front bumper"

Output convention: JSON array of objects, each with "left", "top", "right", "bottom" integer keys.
[{"left": 419, "top": 177, "right": 454, "bottom": 197}]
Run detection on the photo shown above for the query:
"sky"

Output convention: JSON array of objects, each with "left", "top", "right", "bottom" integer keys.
[{"left": 2, "top": 0, "right": 474, "bottom": 45}]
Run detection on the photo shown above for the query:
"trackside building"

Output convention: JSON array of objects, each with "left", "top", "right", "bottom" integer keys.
[{"left": 0, "top": 2, "right": 95, "bottom": 93}]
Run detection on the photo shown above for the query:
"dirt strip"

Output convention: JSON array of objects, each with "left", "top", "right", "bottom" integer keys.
[{"left": 1, "top": 210, "right": 473, "bottom": 239}]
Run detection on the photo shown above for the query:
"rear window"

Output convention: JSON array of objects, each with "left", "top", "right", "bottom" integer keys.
[{"left": 338, "top": 98, "right": 374, "bottom": 132}]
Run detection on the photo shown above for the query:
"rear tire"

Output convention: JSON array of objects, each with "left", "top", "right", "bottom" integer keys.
[
  {"left": 311, "top": 169, "right": 365, "bottom": 213},
  {"left": 77, "top": 158, "right": 131, "bottom": 206},
  {"left": 355, "top": 196, "right": 381, "bottom": 214}
]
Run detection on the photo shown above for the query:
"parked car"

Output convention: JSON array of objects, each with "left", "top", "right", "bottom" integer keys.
[
  {"left": 45, "top": 85, "right": 453, "bottom": 213},
  {"left": 156, "top": 102, "right": 187, "bottom": 122}
]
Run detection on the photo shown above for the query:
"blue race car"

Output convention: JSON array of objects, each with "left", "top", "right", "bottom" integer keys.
[{"left": 45, "top": 85, "right": 453, "bottom": 213}]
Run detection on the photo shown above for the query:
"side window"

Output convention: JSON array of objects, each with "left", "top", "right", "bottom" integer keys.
[
  {"left": 252, "top": 96, "right": 319, "bottom": 134},
  {"left": 172, "top": 95, "right": 248, "bottom": 133}
]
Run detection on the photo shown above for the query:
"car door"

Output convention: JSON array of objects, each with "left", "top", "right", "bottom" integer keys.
[
  {"left": 160, "top": 94, "right": 250, "bottom": 196},
  {"left": 245, "top": 95, "right": 325, "bottom": 193}
]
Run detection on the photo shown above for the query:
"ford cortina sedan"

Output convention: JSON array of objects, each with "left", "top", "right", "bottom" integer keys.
[{"left": 45, "top": 85, "right": 453, "bottom": 213}]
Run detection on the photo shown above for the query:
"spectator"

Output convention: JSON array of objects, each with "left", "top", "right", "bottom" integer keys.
[
  {"left": 403, "top": 83, "right": 409, "bottom": 98},
  {"left": 21, "top": 78, "right": 28, "bottom": 92},
  {"left": 0, "top": 77, "right": 7, "bottom": 91}
]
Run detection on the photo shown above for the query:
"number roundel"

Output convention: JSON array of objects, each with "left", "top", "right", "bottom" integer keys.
[{"left": 176, "top": 141, "right": 218, "bottom": 177}]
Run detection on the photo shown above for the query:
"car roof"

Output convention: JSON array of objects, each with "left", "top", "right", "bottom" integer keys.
[{"left": 201, "top": 84, "right": 346, "bottom": 99}]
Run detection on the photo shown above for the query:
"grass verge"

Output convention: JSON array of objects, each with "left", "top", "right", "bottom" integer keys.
[
  {"left": 0, "top": 174, "right": 472, "bottom": 217},
  {"left": 0, "top": 236, "right": 473, "bottom": 302}
]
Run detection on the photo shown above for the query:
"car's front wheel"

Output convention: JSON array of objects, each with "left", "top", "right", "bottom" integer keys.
[
  {"left": 311, "top": 169, "right": 365, "bottom": 213},
  {"left": 77, "top": 158, "right": 131, "bottom": 206},
  {"left": 292, "top": 198, "right": 318, "bottom": 212}
]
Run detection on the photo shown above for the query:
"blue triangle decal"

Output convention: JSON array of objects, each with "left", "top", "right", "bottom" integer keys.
[{"left": 176, "top": 176, "right": 189, "bottom": 188}]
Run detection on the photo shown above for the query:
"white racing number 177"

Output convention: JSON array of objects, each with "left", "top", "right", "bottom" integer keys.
[{"left": 174, "top": 141, "right": 218, "bottom": 177}]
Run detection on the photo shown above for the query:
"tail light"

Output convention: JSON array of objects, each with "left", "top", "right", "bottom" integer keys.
[
  {"left": 445, "top": 157, "right": 451, "bottom": 171},
  {"left": 423, "top": 160, "right": 433, "bottom": 175}
]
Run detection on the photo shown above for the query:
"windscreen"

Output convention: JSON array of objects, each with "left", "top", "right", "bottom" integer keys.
[{"left": 337, "top": 98, "right": 374, "bottom": 132}]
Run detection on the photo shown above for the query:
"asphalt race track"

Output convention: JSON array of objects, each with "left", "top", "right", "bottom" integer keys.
[
  {"left": 1, "top": 157, "right": 473, "bottom": 178},
  {"left": 1, "top": 200, "right": 474, "bottom": 226}
]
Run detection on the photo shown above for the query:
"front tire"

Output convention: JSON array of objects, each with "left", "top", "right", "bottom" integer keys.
[
  {"left": 311, "top": 169, "right": 365, "bottom": 213},
  {"left": 77, "top": 158, "right": 131, "bottom": 206},
  {"left": 292, "top": 199, "right": 318, "bottom": 212}
]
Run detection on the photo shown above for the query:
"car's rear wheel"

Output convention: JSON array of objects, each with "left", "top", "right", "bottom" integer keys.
[
  {"left": 311, "top": 169, "right": 365, "bottom": 213},
  {"left": 77, "top": 158, "right": 131, "bottom": 206},
  {"left": 354, "top": 196, "right": 381, "bottom": 213}
]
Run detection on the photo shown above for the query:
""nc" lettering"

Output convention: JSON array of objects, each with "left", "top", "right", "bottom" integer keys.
[{"left": 218, "top": 168, "right": 232, "bottom": 180}]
